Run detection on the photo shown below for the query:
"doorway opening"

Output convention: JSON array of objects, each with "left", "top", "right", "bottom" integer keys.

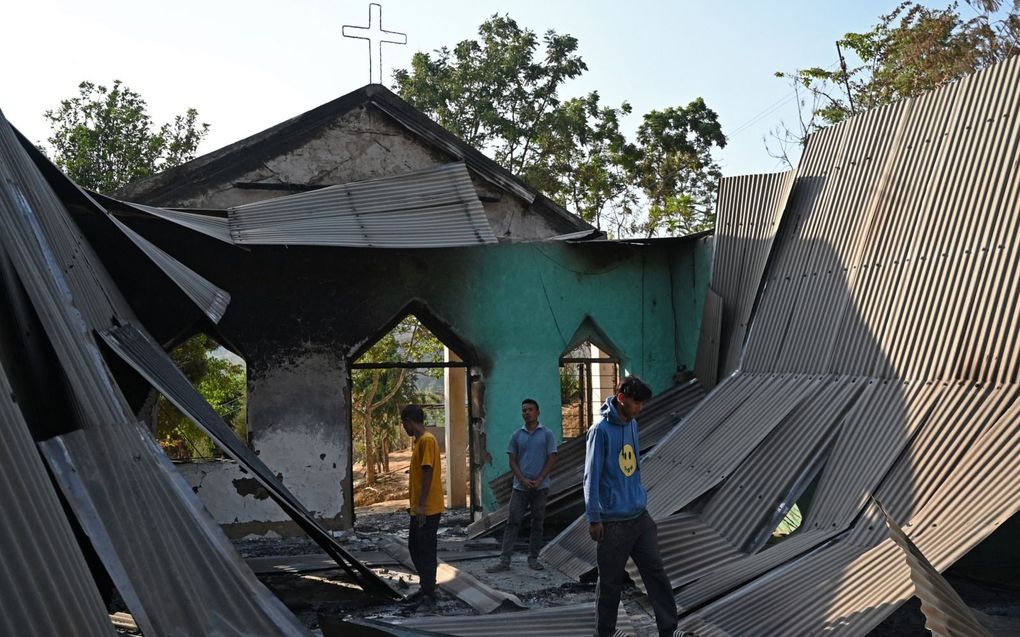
[{"left": 348, "top": 313, "right": 474, "bottom": 528}]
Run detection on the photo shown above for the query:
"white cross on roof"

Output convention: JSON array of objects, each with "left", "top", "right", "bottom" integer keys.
[{"left": 342, "top": 3, "right": 407, "bottom": 85}]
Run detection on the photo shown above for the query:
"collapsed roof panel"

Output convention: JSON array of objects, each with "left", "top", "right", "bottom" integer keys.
[
  {"left": 0, "top": 359, "right": 116, "bottom": 637},
  {"left": 227, "top": 162, "right": 497, "bottom": 247},
  {"left": 101, "top": 211, "right": 231, "bottom": 323},
  {"left": 40, "top": 421, "right": 311, "bottom": 637},
  {"left": 702, "top": 169, "right": 795, "bottom": 385},
  {"left": 395, "top": 601, "right": 637, "bottom": 637},
  {"left": 878, "top": 501, "right": 998, "bottom": 637},
  {"left": 541, "top": 53, "right": 1020, "bottom": 634},
  {"left": 0, "top": 107, "right": 332, "bottom": 632},
  {"left": 101, "top": 197, "right": 236, "bottom": 245},
  {"left": 12, "top": 134, "right": 232, "bottom": 324},
  {"left": 0, "top": 110, "right": 131, "bottom": 427}
]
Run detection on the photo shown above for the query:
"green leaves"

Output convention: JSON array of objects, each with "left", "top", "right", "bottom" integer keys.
[
  {"left": 633, "top": 100, "right": 727, "bottom": 236},
  {"left": 157, "top": 334, "right": 246, "bottom": 460},
  {"left": 44, "top": 80, "right": 209, "bottom": 193},
  {"left": 394, "top": 14, "right": 726, "bottom": 237},
  {"left": 780, "top": 1, "right": 1019, "bottom": 130}
]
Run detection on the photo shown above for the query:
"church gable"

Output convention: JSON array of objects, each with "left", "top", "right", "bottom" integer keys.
[{"left": 117, "top": 86, "right": 593, "bottom": 241}]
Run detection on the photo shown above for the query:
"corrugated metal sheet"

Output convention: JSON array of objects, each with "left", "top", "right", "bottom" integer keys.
[
  {"left": 0, "top": 357, "right": 116, "bottom": 637},
  {"left": 40, "top": 422, "right": 311, "bottom": 637},
  {"left": 390, "top": 602, "right": 636, "bottom": 637},
  {"left": 228, "top": 162, "right": 497, "bottom": 247},
  {"left": 878, "top": 500, "right": 996, "bottom": 637},
  {"left": 0, "top": 108, "right": 318, "bottom": 633},
  {"left": 545, "top": 54, "right": 1020, "bottom": 635},
  {"left": 10, "top": 133, "right": 231, "bottom": 323},
  {"left": 0, "top": 110, "right": 130, "bottom": 428},
  {"left": 101, "top": 211, "right": 231, "bottom": 322},
  {"left": 469, "top": 380, "right": 704, "bottom": 539},
  {"left": 104, "top": 197, "right": 236, "bottom": 245},
  {"left": 378, "top": 537, "right": 526, "bottom": 614},
  {"left": 705, "top": 170, "right": 794, "bottom": 384},
  {"left": 99, "top": 321, "right": 398, "bottom": 599},
  {"left": 693, "top": 287, "right": 722, "bottom": 387}
]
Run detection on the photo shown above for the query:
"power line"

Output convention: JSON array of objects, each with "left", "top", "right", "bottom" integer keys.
[{"left": 727, "top": 60, "right": 842, "bottom": 140}]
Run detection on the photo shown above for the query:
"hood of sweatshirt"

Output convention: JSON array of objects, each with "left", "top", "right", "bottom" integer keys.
[{"left": 601, "top": 394, "right": 627, "bottom": 426}]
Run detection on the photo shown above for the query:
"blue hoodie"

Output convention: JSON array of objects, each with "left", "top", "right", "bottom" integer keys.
[{"left": 583, "top": 395, "right": 647, "bottom": 523}]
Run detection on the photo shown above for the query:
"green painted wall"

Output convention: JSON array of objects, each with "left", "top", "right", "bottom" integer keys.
[
  {"left": 406, "top": 238, "right": 713, "bottom": 509},
  {"left": 121, "top": 213, "right": 714, "bottom": 513}
]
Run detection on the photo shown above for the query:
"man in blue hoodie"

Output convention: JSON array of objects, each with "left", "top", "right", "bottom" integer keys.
[{"left": 583, "top": 376, "right": 677, "bottom": 637}]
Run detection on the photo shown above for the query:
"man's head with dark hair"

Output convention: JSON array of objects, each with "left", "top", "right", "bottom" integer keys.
[
  {"left": 521, "top": 398, "right": 540, "bottom": 429},
  {"left": 617, "top": 376, "right": 652, "bottom": 402},
  {"left": 401, "top": 404, "right": 426, "bottom": 438}
]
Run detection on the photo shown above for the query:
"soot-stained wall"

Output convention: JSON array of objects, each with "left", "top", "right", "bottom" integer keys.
[{"left": 81, "top": 208, "right": 712, "bottom": 534}]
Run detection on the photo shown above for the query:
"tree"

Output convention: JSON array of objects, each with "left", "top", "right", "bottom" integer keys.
[
  {"left": 44, "top": 80, "right": 209, "bottom": 193},
  {"left": 633, "top": 101, "right": 727, "bottom": 236},
  {"left": 769, "top": 1, "right": 1019, "bottom": 164},
  {"left": 351, "top": 316, "right": 443, "bottom": 485},
  {"left": 538, "top": 93, "right": 641, "bottom": 233},
  {"left": 156, "top": 334, "right": 246, "bottom": 460},
  {"left": 393, "top": 15, "right": 586, "bottom": 179},
  {"left": 394, "top": 15, "right": 726, "bottom": 236}
]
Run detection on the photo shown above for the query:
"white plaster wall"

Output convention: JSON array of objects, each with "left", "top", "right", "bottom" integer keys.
[{"left": 174, "top": 350, "right": 349, "bottom": 534}]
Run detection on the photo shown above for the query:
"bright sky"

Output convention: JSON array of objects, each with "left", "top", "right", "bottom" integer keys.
[{"left": 1, "top": 0, "right": 960, "bottom": 178}]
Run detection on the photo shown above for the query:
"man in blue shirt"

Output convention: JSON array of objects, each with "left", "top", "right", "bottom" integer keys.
[
  {"left": 584, "top": 376, "right": 677, "bottom": 637},
  {"left": 486, "top": 398, "right": 557, "bottom": 572}
]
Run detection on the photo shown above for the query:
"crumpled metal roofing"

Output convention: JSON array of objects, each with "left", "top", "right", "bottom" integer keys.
[
  {"left": 468, "top": 380, "right": 705, "bottom": 539},
  {"left": 12, "top": 130, "right": 231, "bottom": 324},
  {"left": 227, "top": 162, "right": 495, "bottom": 247},
  {"left": 0, "top": 107, "right": 318, "bottom": 634},
  {"left": 543, "top": 53, "right": 1020, "bottom": 635},
  {"left": 105, "top": 162, "right": 498, "bottom": 249},
  {"left": 877, "top": 499, "right": 997, "bottom": 637},
  {"left": 41, "top": 422, "right": 310, "bottom": 637},
  {"left": 108, "top": 198, "right": 235, "bottom": 245},
  {"left": 378, "top": 536, "right": 525, "bottom": 614},
  {"left": 699, "top": 170, "right": 795, "bottom": 386},
  {"left": 0, "top": 348, "right": 116, "bottom": 636},
  {"left": 390, "top": 602, "right": 637, "bottom": 637}
]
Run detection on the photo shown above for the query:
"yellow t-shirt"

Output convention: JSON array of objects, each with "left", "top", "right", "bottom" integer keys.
[{"left": 409, "top": 431, "right": 445, "bottom": 516}]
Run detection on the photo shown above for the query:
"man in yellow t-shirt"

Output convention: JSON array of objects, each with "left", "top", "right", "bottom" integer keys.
[{"left": 400, "top": 404, "right": 444, "bottom": 609}]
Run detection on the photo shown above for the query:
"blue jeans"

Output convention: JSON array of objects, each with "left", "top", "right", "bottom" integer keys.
[
  {"left": 594, "top": 511, "right": 677, "bottom": 637},
  {"left": 499, "top": 487, "right": 549, "bottom": 562}
]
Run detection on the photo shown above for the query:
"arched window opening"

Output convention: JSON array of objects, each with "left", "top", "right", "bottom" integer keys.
[
  {"left": 559, "top": 339, "right": 619, "bottom": 439},
  {"left": 158, "top": 333, "right": 247, "bottom": 461}
]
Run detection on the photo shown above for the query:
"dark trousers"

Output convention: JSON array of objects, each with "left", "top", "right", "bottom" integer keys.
[
  {"left": 595, "top": 512, "right": 677, "bottom": 637},
  {"left": 408, "top": 513, "right": 441, "bottom": 595},
  {"left": 499, "top": 487, "right": 549, "bottom": 562}
]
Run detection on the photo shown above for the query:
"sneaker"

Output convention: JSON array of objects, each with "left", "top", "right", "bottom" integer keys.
[
  {"left": 485, "top": 560, "right": 511, "bottom": 573},
  {"left": 528, "top": 557, "right": 544, "bottom": 571}
]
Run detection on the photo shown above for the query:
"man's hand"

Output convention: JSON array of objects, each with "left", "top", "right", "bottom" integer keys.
[
  {"left": 588, "top": 522, "right": 604, "bottom": 542},
  {"left": 416, "top": 504, "right": 426, "bottom": 527}
]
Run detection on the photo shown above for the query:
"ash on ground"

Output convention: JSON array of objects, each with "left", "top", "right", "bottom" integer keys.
[{"left": 235, "top": 506, "right": 614, "bottom": 635}]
